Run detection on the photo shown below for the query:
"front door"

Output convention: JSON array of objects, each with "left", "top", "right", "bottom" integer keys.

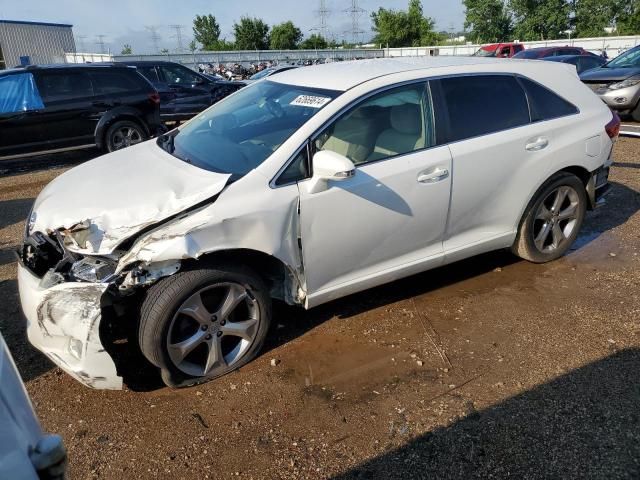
[{"left": 297, "top": 82, "right": 452, "bottom": 303}]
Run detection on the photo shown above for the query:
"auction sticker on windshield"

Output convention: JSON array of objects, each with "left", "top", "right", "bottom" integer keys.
[{"left": 290, "top": 95, "right": 331, "bottom": 108}]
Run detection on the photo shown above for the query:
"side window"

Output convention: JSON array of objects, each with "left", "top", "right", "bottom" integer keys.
[
  {"left": 160, "top": 65, "right": 201, "bottom": 85},
  {"left": 35, "top": 72, "right": 93, "bottom": 103},
  {"left": 90, "top": 70, "right": 144, "bottom": 94},
  {"left": 0, "top": 73, "right": 44, "bottom": 113},
  {"left": 136, "top": 66, "right": 159, "bottom": 83},
  {"left": 435, "top": 75, "right": 530, "bottom": 143},
  {"left": 314, "top": 82, "right": 432, "bottom": 165},
  {"left": 275, "top": 145, "right": 310, "bottom": 186},
  {"left": 519, "top": 77, "right": 578, "bottom": 122}
]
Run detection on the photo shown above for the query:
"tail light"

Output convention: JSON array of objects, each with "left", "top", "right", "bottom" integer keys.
[
  {"left": 605, "top": 110, "right": 621, "bottom": 140},
  {"left": 148, "top": 92, "right": 161, "bottom": 104}
]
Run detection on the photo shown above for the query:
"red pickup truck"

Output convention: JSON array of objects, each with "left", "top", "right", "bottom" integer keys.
[{"left": 473, "top": 43, "right": 524, "bottom": 58}]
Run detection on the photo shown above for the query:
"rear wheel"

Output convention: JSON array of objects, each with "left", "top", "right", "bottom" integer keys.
[
  {"left": 105, "top": 120, "right": 146, "bottom": 152},
  {"left": 512, "top": 172, "right": 587, "bottom": 263},
  {"left": 138, "top": 265, "right": 271, "bottom": 388}
]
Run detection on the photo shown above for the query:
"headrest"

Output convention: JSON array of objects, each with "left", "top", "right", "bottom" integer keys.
[{"left": 390, "top": 104, "right": 421, "bottom": 135}]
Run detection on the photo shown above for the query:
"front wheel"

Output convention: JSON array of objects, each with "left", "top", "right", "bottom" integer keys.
[
  {"left": 512, "top": 172, "right": 587, "bottom": 263},
  {"left": 138, "top": 265, "right": 271, "bottom": 388}
]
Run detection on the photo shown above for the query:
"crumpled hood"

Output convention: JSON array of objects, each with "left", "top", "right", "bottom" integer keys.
[
  {"left": 580, "top": 66, "right": 640, "bottom": 82},
  {"left": 32, "top": 140, "right": 231, "bottom": 255}
]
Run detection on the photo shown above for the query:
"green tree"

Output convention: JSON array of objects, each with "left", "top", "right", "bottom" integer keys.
[
  {"left": 233, "top": 16, "right": 270, "bottom": 50},
  {"left": 573, "top": 0, "right": 622, "bottom": 37},
  {"left": 120, "top": 44, "right": 132, "bottom": 55},
  {"left": 509, "top": 0, "right": 570, "bottom": 40},
  {"left": 270, "top": 21, "right": 303, "bottom": 49},
  {"left": 188, "top": 39, "right": 198, "bottom": 53},
  {"left": 614, "top": 0, "right": 640, "bottom": 35},
  {"left": 463, "top": 0, "right": 512, "bottom": 42},
  {"left": 193, "top": 14, "right": 221, "bottom": 50},
  {"left": 299, "top": 34, "right": 328, "bottom": 49},
  {"left": 371, "top": 0, "right": 439, "bottom": 47}
]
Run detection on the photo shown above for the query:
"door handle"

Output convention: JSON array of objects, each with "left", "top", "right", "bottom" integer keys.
[
  {"left": 525, "top": 137, "right": 549, "bottom": 151},
  {"left": 417, "top": 167, "right": 449, "bottom": 184}
]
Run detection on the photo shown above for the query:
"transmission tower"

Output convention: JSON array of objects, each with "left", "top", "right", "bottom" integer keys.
[
  {"left": 145, "top": 25, "right": 162, "bottom": 54},
  {"left": 316, "top": 0, "right": 331, "bottom": 40},
  {"left": 95, "top": 35, "right": 107, "bottom": 54},
  {"left": 76, "top": 34, "right": 87, "bottom": 53},
  {"left": 343, "top": 0, "right": 366, "bottom": 45},
  {"left": 169, "top": 24, "right": 185, "bottom": 53}
]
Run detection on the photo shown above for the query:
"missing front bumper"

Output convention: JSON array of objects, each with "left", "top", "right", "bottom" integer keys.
[{"left": 17, "top": 262, "right": 123, "bottom": 390}]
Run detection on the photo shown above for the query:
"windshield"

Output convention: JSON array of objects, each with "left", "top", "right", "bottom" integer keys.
[
  {"left": 606, "top": 47, "right": 640, "bottom": 68},
  {"left": 250, "top": 69, "right": 273, "bottom": 80},
  {"left": 159, "top": 80, "right": 339, "bottom": 177},
  {"left": 473, "top": 48, "right": 496, "bottom": 57}
]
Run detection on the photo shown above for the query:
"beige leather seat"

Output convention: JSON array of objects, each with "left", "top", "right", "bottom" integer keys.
[
  {"left": 318, "top": 108, "right": 379, "bottom": 164},
  {"left": 367, "top": 104, "right": 424, "bottom": 162}
]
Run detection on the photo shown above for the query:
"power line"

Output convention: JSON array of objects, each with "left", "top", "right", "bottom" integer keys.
[
  {"left": 95, "top": 35, "right": 107, "bottom": 54},
  {"left": 169, "top": 24, "right": 185, "bottom": 53},
  {"left": 343, "top": 0, "right": 366, "bottom": 45},
  {"left": 145, "top": 25, "right": 162, "bottom": 54}
]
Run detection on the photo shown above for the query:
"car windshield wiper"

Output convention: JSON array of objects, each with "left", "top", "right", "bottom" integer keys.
[{"left": 157, "top": 132, "right": 176, "bottom": 154}]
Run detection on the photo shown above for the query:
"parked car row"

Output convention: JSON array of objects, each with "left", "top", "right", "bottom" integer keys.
[{"left": 0, "top": 61, "right": 250, "bottom": 161}]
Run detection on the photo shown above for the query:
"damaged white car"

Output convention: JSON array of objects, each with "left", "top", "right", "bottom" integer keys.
[{"left": 18, "top": 57, "right": 617, "bottom": 389}]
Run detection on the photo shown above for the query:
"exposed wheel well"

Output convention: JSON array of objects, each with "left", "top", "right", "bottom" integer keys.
[
  {"left": 560, "top": 166, "right": 590, "bottom": 187},
  {"left": 181, "top": 249, "right": 301, "bottom": 305}
]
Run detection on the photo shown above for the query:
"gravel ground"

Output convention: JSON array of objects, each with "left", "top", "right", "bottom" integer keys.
[{"left": 0, "top": 137, "right": 639, "bottom": 479}]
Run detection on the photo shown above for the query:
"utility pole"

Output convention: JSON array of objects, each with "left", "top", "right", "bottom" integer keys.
[
  {"left": 169, "top": 24, "right": 185, "bottom": 53},
  {"left": 95, "top": 35, "right": 107, "bottom": 54},
  {"left": 343, "top": 0, "right": 365, "bottom": 46},
  {"left": 316, "top": 0, "right": 331, "bottom": 41},
  {"left": 145, "top": 25, "right": 162, "bottom": 54},
  {"left": 76, "top": 34, "right": 87, "bottom": 53}
]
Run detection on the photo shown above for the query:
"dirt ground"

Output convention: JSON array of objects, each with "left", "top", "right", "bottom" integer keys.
[{"left": 1, "top": 137, "right": 639, "bottom": 480}]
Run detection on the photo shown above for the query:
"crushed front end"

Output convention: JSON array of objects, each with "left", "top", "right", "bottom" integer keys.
[{"left": 18, "top": 228, "right": 125, "bottom": 390}]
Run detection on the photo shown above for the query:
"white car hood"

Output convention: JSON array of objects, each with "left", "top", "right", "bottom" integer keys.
[{"left": 32, "top": 140, "right": 231, "bottom": 255}]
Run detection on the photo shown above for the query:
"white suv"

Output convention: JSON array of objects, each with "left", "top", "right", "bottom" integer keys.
[{"left": 18, "top": 57, "right": 618, "bottom": 389}]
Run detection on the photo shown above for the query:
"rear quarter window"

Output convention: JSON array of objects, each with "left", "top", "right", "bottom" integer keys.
[
  {"left": 434, "top": 75, "right": 530, "bottom": 143},
  {"left": 90, "top": 69, "right": 149, "bottom": 94},
  {"left": 518, "top": 77, "right": 578, "bottom": 122}
]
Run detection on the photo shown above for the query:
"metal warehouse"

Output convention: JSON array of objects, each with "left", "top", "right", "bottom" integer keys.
[{"left": 0, "top": 19, "right": 75, "bottom": 69}]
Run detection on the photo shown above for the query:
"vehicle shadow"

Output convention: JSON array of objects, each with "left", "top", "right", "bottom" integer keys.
[
  {"left": 0, "top": 197, "right": 34, "bottom": 231},
  {"left": 0, "top": 279, "right": 53, "bottom": 382},
  {"left": 331, "top": 348, "right": 640, "bottom": 479}
]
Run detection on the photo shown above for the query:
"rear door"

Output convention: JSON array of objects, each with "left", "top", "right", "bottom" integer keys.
[
  {"left": 32, "top": 69, "right": 97, "bottom": 149},
  {"left": 432, "top": 74, "right": 560, "bottom": 259}
]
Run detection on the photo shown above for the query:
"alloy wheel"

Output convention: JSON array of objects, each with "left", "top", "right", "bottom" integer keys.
[
  {"left": 167, "top": 283, "right": 260, "bottom": 378},
  {"left": 532, "top": 185, "right": 580, "bottom": 254},
  {"left": 111, "top": 126, "right": 143, "bottom": 150}
]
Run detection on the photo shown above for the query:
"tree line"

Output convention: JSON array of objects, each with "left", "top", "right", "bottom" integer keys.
[{"left": 464, "top": 0, "right": 640, "bottom": 43}]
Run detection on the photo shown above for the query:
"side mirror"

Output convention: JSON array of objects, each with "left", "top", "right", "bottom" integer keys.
[{"left": 307, "top": 150, "right": 355, "bottom": 194}]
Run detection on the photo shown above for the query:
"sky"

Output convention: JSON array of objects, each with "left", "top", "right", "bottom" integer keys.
[{"left": 0, "top": 0, "right": 465, "bottom": 54}]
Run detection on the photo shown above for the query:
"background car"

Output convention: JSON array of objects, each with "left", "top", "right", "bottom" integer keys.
[
  {"left": 245, "top": 65, "right": 299, "bottom": 82},
  {"left": 0, "top": 332, "right": 67, "bottom": 479},
  {"left": 580, "top": 45, "right": 640, "bottom": 121},
  {"left": 0, "top": 63, "right": 162, "bottom": 160},
  {"left": 543, "top": 54, "right": 607, "bottom": 74},
  {"left": 472, "top": 43, "right": 524, "bottom": 58},
  {"left": 120, "top": 61, "right": 245, "bottom": 122},
  {"left": 513, "top": 46, "right": 592, "bottom": 59}
]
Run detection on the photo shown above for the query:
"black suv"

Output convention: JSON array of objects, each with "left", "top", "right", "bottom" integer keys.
[
  {"left": 119, "top": 61, "right": 245, "bottom": 121},
  {"left": 0, "top": 64, "right": 162, "bottom": 160}
]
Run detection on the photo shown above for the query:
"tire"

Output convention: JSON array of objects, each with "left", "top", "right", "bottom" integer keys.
[
  {"left": 138, "top": 264, "right": 272, "bottom": 388},
  {"left": 104, "top": 120, "right": 147, "bottom": 153},
  {"left": 512, "top": 172, "right": 587, "bottom": 263},
  {"left": 632, "top": 103, "right": 640, "bottom": 123}
]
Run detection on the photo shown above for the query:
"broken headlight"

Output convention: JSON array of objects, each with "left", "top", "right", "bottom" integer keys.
[{"left": 70, "top": 257, "right": 117, "bottom": 283}]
